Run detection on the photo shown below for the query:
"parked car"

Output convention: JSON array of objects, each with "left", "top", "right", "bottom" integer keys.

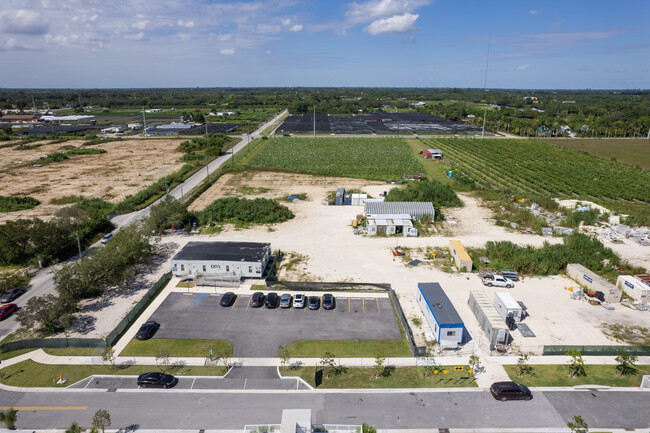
[
  {"left": 308, "top": 296, "right": 320, "bottom": 310},
  {"left": 265, "top": 292, "right": 279, "bottom": 308},
  {"left": 0, "top": 303, "right": 17, "bottom": 321},
  {"left": 250, "top": 292, "right": 265, "bottom": 308},
  {"left": 482, "top": 275, "right": 514, "bottom": 288},
  {"left": 279, "top": 293, "right": 292, "bottom": 308},
  {"left": 219, "top": 292, "right": 236, "bottom": 307},
  {"left": 322, "top": 294, "right": 335, "bottom": 310},
  {"left": 100, "top": 233, "right": 113, "bottom": 244},
  {"left": 293, "top": 293, "right": 306, "bottom": 308},
  {"left": 490, "top": 381, "right": 532, "bottom": 401},
  {"left": 137, "top": 372, "right": 178, "bottom": 389},
  {"left": 135, "top": 321, "right": 160, "bottom": 340},
  {"left": 0, "top": 287, "right": 25, "bottom": 303}
]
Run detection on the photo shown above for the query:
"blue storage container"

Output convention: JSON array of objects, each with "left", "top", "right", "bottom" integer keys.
[
  {"left": 335, "top": 188, "right": 345, "bottom": 205},
  {"left": 344, "top": 193, "right": 352, "bottom": 205}
]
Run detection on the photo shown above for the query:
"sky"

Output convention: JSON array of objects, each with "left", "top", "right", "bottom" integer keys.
[{"left": 1, "top": 0, "right": 649, "bottom": 89}]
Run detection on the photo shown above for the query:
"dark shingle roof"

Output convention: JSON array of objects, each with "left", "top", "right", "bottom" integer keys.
[{"left": 172, "top": 241, "right": 270, "bottom": 263}]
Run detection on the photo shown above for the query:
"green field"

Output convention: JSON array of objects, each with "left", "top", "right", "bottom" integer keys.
[
  {"left": 283, "top": 338, "right": 411, "bottom": 358},
  {"left": 120, "top": 338, "right": 233, "bottom": 357},
  {"left": 426, "top": 138, "right": 650, "bottom": 202},
  {"left": 245, "top": 137, "right": 425, "bottom": 180},
  {"left": 539, "top": 138, "right": 650, "bottom": 170},
  {"left": 503, "top": 364, "right": 650, "bottom": 387}
]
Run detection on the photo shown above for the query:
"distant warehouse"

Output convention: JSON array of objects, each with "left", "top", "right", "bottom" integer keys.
[{"left": 171, "top": 241, "right": 271, "bottom": 285}]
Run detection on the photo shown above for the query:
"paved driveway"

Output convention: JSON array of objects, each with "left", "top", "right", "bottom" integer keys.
[{"left": 148, "top": 292, "right": 402, "bottom": 357}]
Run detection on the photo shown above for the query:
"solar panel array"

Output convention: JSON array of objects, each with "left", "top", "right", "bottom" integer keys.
[{"left": 277, "top": 113, "right": 484, "bottom": 134}]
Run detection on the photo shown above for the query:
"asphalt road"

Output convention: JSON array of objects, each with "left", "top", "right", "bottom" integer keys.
[
  {"left": 149, "top": 293, "right": 401, "bottom": 357},
  {"left": 1, "top": 388, "right": 648, "bottom": 430},
  {"left": 0, "top": 110, "right": 288, "bottom": 340}
]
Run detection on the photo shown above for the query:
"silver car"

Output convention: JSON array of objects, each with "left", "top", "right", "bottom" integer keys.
[
  {"left": 279, "top": 293, "right": 292, "bottom": 308},
  {"left": 293, "top": 293, "right": 305, "bottom": 308}
]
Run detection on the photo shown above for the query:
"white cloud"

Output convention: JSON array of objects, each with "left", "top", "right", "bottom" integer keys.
[
  {"left": 220, "top": 48, "right": 235, "bottom": 55},
  {"left": 365, "top": 13, "right": 419, "bottom": 35},
  {"left": 131, "top": 20, "right": 149, "bottom": 30},
  {"left": 346, "top": 0, "right": 429, "bottom": 24},
  {"left": 517, "top": 64, "right": 530, "bottom": 70},
  {"left": 265, "top": 49, "right": 272, "bottom": 54},
  {"left": 290, "top": 24, "right": 303, "bottom": 32},
  {"left": 0, "top": 9, "right": 49, "bottom": 35},
  {"left": 178, "top": 19, "right": 194, "bottom": 28},
  {"left": 281, "top": 18, "right": 291, "bottom": 26},
  {"left": 529, "top": 10, "right": 539, "bottom": 15},
  {"left": 124, "top": 32, "right": 145, "bottom": 41}
]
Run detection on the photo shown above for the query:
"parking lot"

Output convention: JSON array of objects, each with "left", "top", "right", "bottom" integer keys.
[{"left": 147, "top": 292, "right": 402, "bottom": 357}]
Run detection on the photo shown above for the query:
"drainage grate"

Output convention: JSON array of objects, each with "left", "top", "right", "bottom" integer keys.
[
  {"left": 439, "top": 429, "right": 450, "bottom": 433},
  {"left": 517, "top": 323, "right": 536, "bottom": 337},
  {"left": 107, "top": 389, "right": 117, "bottom": 392}
]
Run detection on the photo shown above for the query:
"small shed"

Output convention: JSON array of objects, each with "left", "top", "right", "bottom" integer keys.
[
  {"left": 616, "top": 275, "right": 650, "bottom": 305},
  {"left": 417, "top": 283, "right": 464, "bottom": 347},
  {"left": 468, "top": 291, "right": 510, "bottom": 349},
  {"left": 366, "top": 214, "right": 414, "bottom": 236},
  {"left": 566, "top": 263, "right": 621, "bottom": 304},
  {"left": 335, "top": 188, "right": 345, "bottom": 206},
  {"left": 449, "top": 240, "right": 472, "bottom": 272},
  {"left": 493, "top": 292, "right": 523, "bottom": 323}
]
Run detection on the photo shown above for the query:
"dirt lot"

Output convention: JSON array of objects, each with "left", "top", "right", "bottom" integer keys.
[{"left": 0, "top": 138, "right": 186, "bottom": 223}]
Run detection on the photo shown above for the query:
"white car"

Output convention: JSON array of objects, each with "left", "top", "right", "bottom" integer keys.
[
  {"left": 100, "top": 233, "right": 113, "bottom": 244},
  {"left": 293, "top": 293, "right": 305, "bottom": 308},
  {"left": 482, "top": 275, "right": 514, "bottom": 288}
]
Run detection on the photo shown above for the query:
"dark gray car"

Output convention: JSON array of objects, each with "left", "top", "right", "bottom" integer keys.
[
  {"left": 279, "top": 293, "right": 292, "bottom": 308},
  {"left": 0, "top": 287, "right": 25, "bottom": 303}
]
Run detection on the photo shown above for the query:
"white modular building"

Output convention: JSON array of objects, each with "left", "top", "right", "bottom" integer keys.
[
  {"left": 616, "top": 275, "right": 650, "bottom": 305},
  {"left": 171, "top": 241, "right": 271, "bottom": 282},
  {"left": 468, "top": 290, "right": 510, "bottom": 349},
  {"left": 417, "top": 282, "right": 465, "bottom": 347},
  {"left": 365, "top": 214, "right": 415, "bottom": 236},
  {"left": 567, "top": 263, "right": 622, "bottom": 304},
  {"left": 493, "top": 292, "right": 523, "bottom": 323}
]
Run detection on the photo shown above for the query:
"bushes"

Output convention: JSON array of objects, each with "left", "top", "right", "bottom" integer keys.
[
  {"left": 0, "top": 195, "right": 40, "bottom": 212},
  {"left": 563, "top": 209, "right": 600, "bottom": 227},
  {"left": 65, "top": 148, "right": 107, "bottom": 155},
  {"left": 385, "top": 179, "right": 462, "bottom": 211},
  {"left": 0, "top": 271, "right": 29, "bottom": 292},
  {"left": 36, "top": 152, "right": 68, "bottom": 164},
  {"left": 484, "top": 233, "right": 623, "bottom": 277},
  {"left": 197, "top": 197, "right": 294, "bottom": 226},
  {"left": 176, "top": 133, "right": 231, "bottom": 154},
  {"left": 72, "top": 198, "right": 114, "bottom": 215}
]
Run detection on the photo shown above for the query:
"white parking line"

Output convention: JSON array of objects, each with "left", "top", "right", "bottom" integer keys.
[
  {"left": 84, "top": 377, "right": 93, "bottom": 389},
  {"left": 191, "top": 377, "right": 197, "bottom": 389},
  {"left": 243, "top": 378, "right": 248, "bottom": 389}
]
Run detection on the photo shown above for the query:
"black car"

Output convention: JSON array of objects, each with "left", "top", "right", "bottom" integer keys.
[
  {"left": 0, "top": 287, "right": 25, "bottom": 303},
  {"left": 490, "top": 381, "right": 533, "bottom": 401},
  {"left": 135, "top": 321, "right": 160, "bottom": 340},
  {"left": 219, "top": 292, "right": 236, "bottom": 307},
  {"left": 265, "top": 292, "right": 279, "bottom": 308},
  {"left": 250, "top": 292, "right": 265, "bottom": 308},
  {"left": 137, "top": 372, "right": 177, "bottom": 389},
  {"left": 308, "top": 296, "right": 320, "bottom": 310},
  {"left": 322, "top": 294, "right": 335, "bottom": 310}
]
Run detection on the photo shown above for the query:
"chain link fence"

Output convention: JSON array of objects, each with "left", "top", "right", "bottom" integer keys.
[{"left": 543, "top": 345, "right": 650, "bottom": 356}]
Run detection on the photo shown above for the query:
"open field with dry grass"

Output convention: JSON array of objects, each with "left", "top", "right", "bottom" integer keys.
[
  {"left": 0, "top": 138, "right": 186, "bottom": 222},
  {"left": 538, "top": 138, "right": 650, "bottom": 169}
]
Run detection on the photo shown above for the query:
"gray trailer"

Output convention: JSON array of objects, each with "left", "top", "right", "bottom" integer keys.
[{"left": 468, "top": 290, "right": 510, "bottom": 350}]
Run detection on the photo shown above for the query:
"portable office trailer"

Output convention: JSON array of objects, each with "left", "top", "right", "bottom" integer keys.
[
  {"left": 616, "top": 275, "right": 650, "bottom": 305},
  {"left": 449, "top": 240, "right": 472, "bottom": 272},
  {"left": 468, "top": 291, "right": 510, "bottom": 349},
  {"left": 365, "top": 214, "right": 414, "bottom": 236},
  {"left": 335, "top": 188, "right": 345, "bottom": 206},
  {"left": 417, "top": 283, "right": 464, "bottom": 347},
  {"left": 171, "top": 241, "right": 271, "bottom": 280},
  {"left": 493, "top": 292, "right": 523, "bottom": 323},
  {"left": 567, "top": 263, "right": 622, "bottom": 303}
]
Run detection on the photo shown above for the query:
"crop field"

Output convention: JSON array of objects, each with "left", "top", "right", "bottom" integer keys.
[
  {"left": 425, "top": 138, "right": 650, "bottom": 203},
  {"left": 538, "top": 138, "right": 650, "bottom": 170},
  {"left": 244, "top": 137, "right": 424, "bottom": 180}
]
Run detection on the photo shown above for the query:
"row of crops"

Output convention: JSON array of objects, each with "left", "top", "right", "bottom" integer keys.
[
  {"left": 245, "top": 137, "right": 424, "bottom": 180},
  {"left": 426, "top": 138, "right": 650, "bottom": 203}
]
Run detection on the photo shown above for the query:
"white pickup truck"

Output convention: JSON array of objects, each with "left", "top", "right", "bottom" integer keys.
[{"left": 482, "top": 275, "right": 515, "bottom": 288}]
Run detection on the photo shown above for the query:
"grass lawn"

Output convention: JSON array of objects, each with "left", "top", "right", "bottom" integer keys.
[
  {"left": 120, "top": 338, "right": 233, "bottom": 357},
  {"left": 0, "top": 348, "right": 35, "bottom": 361},
  {"left": 42, "top": 347, "right": 104, "bottom": 356},
  {"left": 282, "top": 366, "right": 476, "bottom": 389},
  {"left": 404, "top": 139, "right": 456, "bottom": 186},
  {"left": 176, "top": 281, "right": 195, "bottom": 288},
  {"left": 0, "top": 360, "right": 227, "bottom": 388},
  {"left": 503, "top": 364, "right": 650, "bottom": 387},
  {"left": 284, "top": 338, "right": 411, "bottom": 358}
]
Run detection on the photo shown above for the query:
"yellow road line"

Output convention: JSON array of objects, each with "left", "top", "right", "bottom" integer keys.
[
  {"left": 348, "top": 297, "right": 351, "bottom": 312},
  {"left": 231, "top": 295, "right": 238, "bottom": 310},
  {"left": 376, "top": 297, "right": 380, "bottom": 313},
  {"left": 362, "top": 297, "right": 365, "bottom": 313},
  {"left": 0, "top": 406, "right": 88, "bottom": 411},
  {"left": 246, "top": 297, "right": 251, "bottom": 310}
]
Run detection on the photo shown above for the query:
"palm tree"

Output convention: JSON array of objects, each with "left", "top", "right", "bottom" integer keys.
[{"left": 0, "top": 408, "right": 18, "bottom": 430}]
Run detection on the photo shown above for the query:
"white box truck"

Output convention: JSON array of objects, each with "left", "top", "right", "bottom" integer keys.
[{"left": 493, "top": 292, "right": 523, "bottom": 323}]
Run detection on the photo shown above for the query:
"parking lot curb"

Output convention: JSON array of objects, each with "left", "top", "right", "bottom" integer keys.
[{"left": 276, "top": 365, "right": 314, "bottom": 390}]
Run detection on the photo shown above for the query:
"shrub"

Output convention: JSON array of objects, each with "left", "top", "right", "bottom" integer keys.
[
  {"left": 197, "top": 197, "right": 294, "bottom": 226},
  {"left": 385, "top": 178, "right": 462, "bottom": 210},
  {"left": 72, "top": 198, "right": 114, "bottom": 215},
  {"left": 0, "top": 196, "right": 40, "bottom": 212},
  {"left": 36, "top": 152, "right": 68, "bottom": 164},
  {"left": 65, "top": 147, "right": 107, "bottom": 155}
]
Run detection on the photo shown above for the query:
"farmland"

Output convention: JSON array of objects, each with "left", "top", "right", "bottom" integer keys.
[
  {"left": 244, "top": 137, "right": 424, "bottom": 180},
  {"left": 537, "top": 138, "right": 650, "bottom": 170},
  {"left": 425, "top": 138, "right": 650, "bottom": 203}
]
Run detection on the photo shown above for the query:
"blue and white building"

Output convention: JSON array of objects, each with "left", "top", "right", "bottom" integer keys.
[{"left": 417, "top": 282, "right": 465, "bottom": 347}]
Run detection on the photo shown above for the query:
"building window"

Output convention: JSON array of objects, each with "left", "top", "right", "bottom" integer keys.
[
  {"left": 446, "top": 330, "right": 456, "bottom": 337},
  {"left": 202, "top": 265, "right": 206, "bottom": 272},
  {"left": 249, "top": 266, "right": 252, "bottom": 273},
  {"left": 181, "top": 264, "right": 185, "bottom": 272},
  {"left": 226, "top": 266, "right": 230, "bottom": 272}
]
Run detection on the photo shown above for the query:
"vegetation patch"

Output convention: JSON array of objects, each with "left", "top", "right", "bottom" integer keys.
[
  {"left": 197, "top": 197, "right": 294, "bottom": 226},
  {"left": 245, "top": 137, "right": 424, "bottom": 180},
  {"left": 0, "top": 196, "right": 40, "bottom": 212},
  {"left": 50, "top": 195, "right": 84, "bottom": 205},
  {"left": 120, "top": 338, "right": 233, "bottom": 357},
  {"left": 540, "top": 138, "right": 650, "bottom": 170},
  {"left": 602, "top": 323, "right": 650, "bottom": 345},
  {"left": 283, "top": 338, "right": 411, "bottom": 358},
  {"left": 65, "top": 147, "right": 107, "bottom": 156},
  {"left": 385, "top": 178, "right": 462, "bottom": 210},
  {"left": 72, "top": 197, "right": 114, "bottom": 214},
  {"left": 503, "top": 364, "right": 650, "bottom": 387},
  {"left": 0, "top": 271, "right": 29, "bottom": 293},
  {"left": 36, "top": 152, "right": 68, "bottom": 165}
]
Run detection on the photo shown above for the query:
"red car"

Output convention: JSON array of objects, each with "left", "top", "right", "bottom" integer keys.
[{"left": 0, "top": 303, "right": 17, "bottom": 320}]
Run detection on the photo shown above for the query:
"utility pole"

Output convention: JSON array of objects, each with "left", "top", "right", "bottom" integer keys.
[
  {"left": 647, "top": 126, "right": 650, "bottom": 139},
  {"left": 143, "top": 106, "right": 147, "bottom": 138},
  {"left": 76, "top": 231, "right": 82, "bottom": 260}
]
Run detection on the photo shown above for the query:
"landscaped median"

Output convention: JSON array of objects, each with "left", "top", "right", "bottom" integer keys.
[
  {"left": 283, "top": 339, "right": 411, "bottom": 358},
  {"left": 503, "top": 364, "right": 650, "bottom": 387},
  {"left": 120, "top": 338, "right": 233, "bottom": 357},
  {"left": 0, "top": 360, "right": 227, "bottom": 388},
  {"left": 282, "top": 365, "right": 476, "bottom": 389}
]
